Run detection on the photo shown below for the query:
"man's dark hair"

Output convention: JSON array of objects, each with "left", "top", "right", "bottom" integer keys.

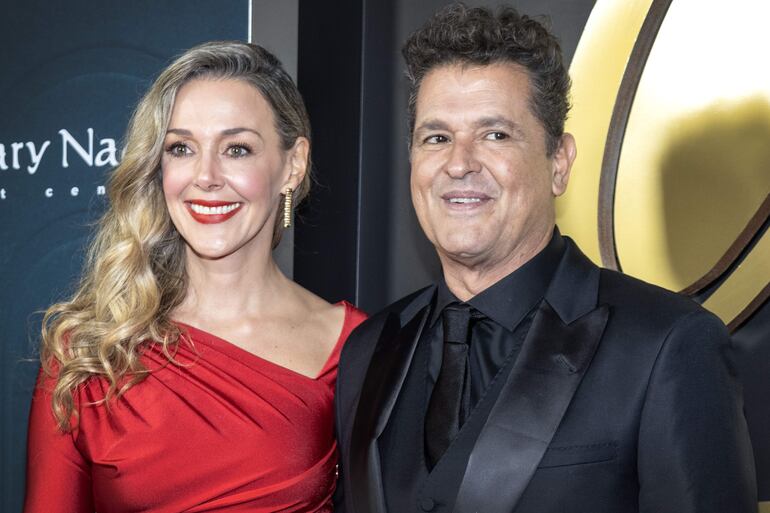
[{"left": 403, "top": 3, "right": 571, "bottom": 156}]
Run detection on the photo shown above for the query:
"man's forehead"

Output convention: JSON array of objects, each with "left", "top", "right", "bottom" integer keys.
[
  {"left": 416, "top": 62, "right": 531, "bottom": 105},
  {"left": 414, "top": 64, "right": 533, "bottom": 122}
]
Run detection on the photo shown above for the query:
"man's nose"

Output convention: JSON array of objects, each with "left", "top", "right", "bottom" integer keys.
[{"left": 444, "top": 138, "right": 481, "bottom": 178}]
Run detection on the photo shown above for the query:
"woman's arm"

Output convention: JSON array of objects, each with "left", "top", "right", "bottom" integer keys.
[{"left": 24, "top": 370, "right": 94, "bottom": 513}]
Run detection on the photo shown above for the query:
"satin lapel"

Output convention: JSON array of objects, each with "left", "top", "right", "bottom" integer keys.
[
  {"left": 453, "top": 300, "right": 610, "bottom": 513},
  {"left": 349, "top": 304, "right": 431, "bottom": 513}
]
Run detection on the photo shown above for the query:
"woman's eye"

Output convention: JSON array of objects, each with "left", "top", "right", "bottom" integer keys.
[
  {"left": 226, "top": 144, "right": 251, "bottom": 158},
  {"left": 166, "top": 143, "right": 191, "bottom": 157},
  {"left": 424, "top": 134, "right": 448, "bottom": 144}
]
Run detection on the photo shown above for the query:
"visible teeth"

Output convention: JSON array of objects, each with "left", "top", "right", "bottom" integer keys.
[
  {"left": 189, "top": 203, "right": 240, "bottom": 215},
  {"left": 449, "top": 197, "right": 482, "bottom": 204}
]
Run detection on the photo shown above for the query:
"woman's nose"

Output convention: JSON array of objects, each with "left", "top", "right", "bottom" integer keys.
[{"left": 193, "top": 153, "right": 225, "bottom": 191}]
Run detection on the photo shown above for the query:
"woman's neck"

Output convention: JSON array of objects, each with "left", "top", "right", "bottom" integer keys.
[{"left": 175, "top": 246, "right": 294, "bottom": 324}]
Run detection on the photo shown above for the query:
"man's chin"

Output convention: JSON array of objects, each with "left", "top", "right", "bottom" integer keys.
[{"left": 436, "top": 243, "right": 490, "bottom": 267}]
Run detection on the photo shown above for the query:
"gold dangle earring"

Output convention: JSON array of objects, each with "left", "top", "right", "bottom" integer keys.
[{"left": 283, "top": 188, "right": 293, "bottom": 228}]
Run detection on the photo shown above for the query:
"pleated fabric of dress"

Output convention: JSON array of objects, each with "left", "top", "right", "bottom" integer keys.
[{"left": 25, "top": 302, "right": 366, "bottom": 513}]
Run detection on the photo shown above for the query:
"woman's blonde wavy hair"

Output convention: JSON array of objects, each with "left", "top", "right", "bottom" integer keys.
[{"left": 40, "top": 41, "right": 312, "bottom": 431}]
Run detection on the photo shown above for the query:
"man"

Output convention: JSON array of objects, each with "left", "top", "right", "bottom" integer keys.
[{"left": 335, "top": 4, "right": 757, "bottom": 513}]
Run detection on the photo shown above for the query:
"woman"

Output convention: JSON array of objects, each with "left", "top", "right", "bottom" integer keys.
[{"left": 25, "top": 41, "right": 365, "bottom": 512}]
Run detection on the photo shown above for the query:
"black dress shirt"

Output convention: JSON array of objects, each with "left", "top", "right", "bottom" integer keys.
[
  {"left": 379, "top": 230, "right": 566, "bottom": 513},
  {"left": 428, "top": 231, "right": 566, "bottom": 410}
]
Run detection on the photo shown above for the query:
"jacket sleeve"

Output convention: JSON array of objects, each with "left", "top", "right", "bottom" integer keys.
[
  {"left": 24, "top": 370, "right": 94, "bottom": 513},
  {"left": 637, "top": 309, "right": 757, "bottom": 513},
  {"left": 334, "top": 311, "right": 393, "bottom": 513}
]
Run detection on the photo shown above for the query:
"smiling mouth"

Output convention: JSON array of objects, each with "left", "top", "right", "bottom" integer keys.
[
  {"left": 185, "top": 201, "right": 243, "bottom": 224},
  {"left": 189, "top": 203, "right": 241, "bottom": 215},
  {"left": 442, "top": 192, "right": 491, "bottom": 209},
  {"left": 448, "top": 197, "right": 483, "bottom": 204}
]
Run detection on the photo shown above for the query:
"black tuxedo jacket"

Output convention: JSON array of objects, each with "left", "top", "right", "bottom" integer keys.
[{"left": 335, "top": 238, "right": 757, "bottom": 513}]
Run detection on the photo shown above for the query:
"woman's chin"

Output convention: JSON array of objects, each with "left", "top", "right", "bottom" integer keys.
[{"left": 186, "top": 241, "right": 236, "bottom": 261}]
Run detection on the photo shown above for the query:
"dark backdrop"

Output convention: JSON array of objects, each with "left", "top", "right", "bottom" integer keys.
[{"left": 0, "top": 2, "right": 248, "bottom": 510}]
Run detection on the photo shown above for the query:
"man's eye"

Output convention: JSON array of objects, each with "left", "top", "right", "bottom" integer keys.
[
  {"left": 165, "top": 143, "right": 191, "bottom": 157},
  {"left": 485, "top": 132, "right": 509, "bottom": 141},
  {"left": 424, "top": 134, "right": 449, "bottom": 144},
  {"left": 226, "top": 144, "right": 252, "bottom": 157}
]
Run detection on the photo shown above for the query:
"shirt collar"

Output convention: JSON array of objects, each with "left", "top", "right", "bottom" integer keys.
[{"left": 430, "top": 228, "right": 566, "bottom": 331}]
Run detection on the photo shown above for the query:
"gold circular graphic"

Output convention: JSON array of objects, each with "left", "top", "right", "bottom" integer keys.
[{"left": 557, "top": 0, "right": 770, "bottom": 331}]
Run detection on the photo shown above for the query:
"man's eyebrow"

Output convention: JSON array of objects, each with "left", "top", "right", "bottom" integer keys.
[
  {"left": 414, "top": 116, "right": 524, "bottom": 134},
  {"left": 473, "top": 116, "right": 523, "bottom": 132},
  {"left": 414, "top": 119, "right": 450, "bottom": 132}
]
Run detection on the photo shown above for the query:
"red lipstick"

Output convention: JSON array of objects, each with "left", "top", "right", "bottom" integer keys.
[{"left": 185, "top": 200, "right": 243, "bottom": 224}]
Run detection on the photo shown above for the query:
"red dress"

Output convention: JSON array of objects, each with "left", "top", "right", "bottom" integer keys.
[{"left": 25, "top": 302, "right": 366, "bottom": 512}]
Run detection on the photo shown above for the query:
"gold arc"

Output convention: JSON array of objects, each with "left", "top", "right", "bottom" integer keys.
[
  {"left": 560, "top": 0, "right": 770, "bottom": 330},
  {"left": 705, "top": 229, "right": 770, "bottom": 330},
  {"left": 681, "top": 195, "right": 770, "bottom": 297},
  {"left": 597, "top": 0, "right": 672, "bottom": 271},
  {"left": 556, "top": 0, "right": 655, "bottom": 264}
]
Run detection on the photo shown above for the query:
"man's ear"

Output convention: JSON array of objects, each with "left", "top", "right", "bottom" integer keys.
[
  {"left": 551, "top": 133, "right": 577, "bottom": 196},
  {"left": 283, "top": 137, "right": 309, "bottom": 191}
]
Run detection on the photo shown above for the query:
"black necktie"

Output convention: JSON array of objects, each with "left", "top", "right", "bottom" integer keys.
[{"left": 425, "top": 303, "right": 473, "bottom": 470}]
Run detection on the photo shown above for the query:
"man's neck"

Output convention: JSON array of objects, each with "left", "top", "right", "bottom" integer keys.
[{"left": 440, "top": 228, "right": 554, "bottom": 302}]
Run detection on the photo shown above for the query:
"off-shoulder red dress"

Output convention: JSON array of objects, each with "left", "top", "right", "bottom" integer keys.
[{"left": 25, "top": 302, "right": 366, "bottom": 513}]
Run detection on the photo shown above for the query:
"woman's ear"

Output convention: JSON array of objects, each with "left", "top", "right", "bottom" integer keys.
[{"left": 283, "top": 137, "right": 309, "bottom": 191}]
